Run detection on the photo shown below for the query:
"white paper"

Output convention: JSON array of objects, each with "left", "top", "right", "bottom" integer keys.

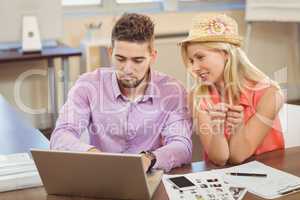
[
  {"left": 0, "top": 153, "right": 31, "bottom": 164},
  {"left": 214, "top": 161, "right": 300, "bottom": 199},
  {"left": 163, "top": 171, "right": 242, "bottom": 200},
  {"left": 0, "top": 153, "right": 42, "bottom": 192}
]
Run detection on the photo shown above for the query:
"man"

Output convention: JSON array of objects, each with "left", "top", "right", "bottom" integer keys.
[{"left": 50, "top": 13, "right": 192, "bottom": 172}]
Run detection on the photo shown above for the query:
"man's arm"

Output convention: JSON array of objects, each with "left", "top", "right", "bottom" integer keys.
[
  {"left": 153, "top": 118, "right": 192, "bottom": 172},
  {"left": 50, "top": 77, "right": 96, "bottom": 152},
  {"left": 152, "top": 89, "right": 193, "bottom": 172}
]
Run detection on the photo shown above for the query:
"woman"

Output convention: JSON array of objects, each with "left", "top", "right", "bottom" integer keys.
[{"left": 180, "top": 14, "right": 284, "bottom": 166}]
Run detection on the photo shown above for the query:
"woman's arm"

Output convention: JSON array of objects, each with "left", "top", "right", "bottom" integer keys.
[
  {"left": 195, "top": 102, "right": 230, "bottom": 166},
  {"left": 228, "top": 86, "right": 284, "bottom": 164}
]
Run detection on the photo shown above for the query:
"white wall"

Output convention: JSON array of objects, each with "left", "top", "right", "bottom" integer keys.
[
  {"left": 279, "top": 104, "right": 300, "bottom": 148},
  {"left": 1, "top": 10, "right": 300, "bottom": 129}
]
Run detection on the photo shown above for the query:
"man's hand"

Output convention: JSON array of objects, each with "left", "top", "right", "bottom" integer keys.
[
  {"left": 87, "top": 147, "right": 101, "bottom": 153},
  {"left": 141, "top": 154, "right": 151, "bottom": 173}
]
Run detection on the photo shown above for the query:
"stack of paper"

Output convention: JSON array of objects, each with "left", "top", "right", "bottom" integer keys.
[
  {"left": 0, "top": 153, "right": 42, "bottom": 192},
  {"left": 163, "top": 171, "right": 247, "bottom": 200},
  {"left": 162, "top": 161, "right": 300, "bottom": 199},
  {"left": 214, "top": 161, "right": 300, "bottom": 199}
]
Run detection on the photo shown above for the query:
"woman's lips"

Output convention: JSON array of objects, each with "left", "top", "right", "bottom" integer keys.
[{"left": 199, "top": 72, "right": 209, "bottom": 81}]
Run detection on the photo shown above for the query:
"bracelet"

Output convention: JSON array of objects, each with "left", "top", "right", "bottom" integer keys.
[{"left": 140, "top": 151, "right": 157, "bottom": 173}]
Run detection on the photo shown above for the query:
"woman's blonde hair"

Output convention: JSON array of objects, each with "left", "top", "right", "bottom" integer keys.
[{"left": 181, "top": 42, "right": 279, "bottom": 112}]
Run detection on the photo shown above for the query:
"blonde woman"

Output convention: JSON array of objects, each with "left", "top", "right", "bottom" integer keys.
[{"left": 180, "top": 14, "right": 284, "bottom": 166}]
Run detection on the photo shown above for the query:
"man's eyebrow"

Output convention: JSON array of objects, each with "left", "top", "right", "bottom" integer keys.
[
  {"left": 115, "top": 54, "right": 146, "bottom": 60},
  {"left": 132, "top": 56, "right": 146, "bottom": 60},
  {"left": 115, "top": 54, "right": 126, "bottom": 58}
]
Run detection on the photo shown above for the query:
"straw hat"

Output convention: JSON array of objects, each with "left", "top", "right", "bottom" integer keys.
[{"left": 180, "top": 13, "right": 243, "bottom": 46}]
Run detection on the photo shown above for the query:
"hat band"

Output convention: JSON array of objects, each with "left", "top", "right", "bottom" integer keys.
[{"left": 180, "top": 34, "right": 242, "bottom": 46}]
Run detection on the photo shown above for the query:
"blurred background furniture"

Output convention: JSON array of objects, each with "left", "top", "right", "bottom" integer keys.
[{"left": 0, "top": 45, "right": 82, "bottom": 125}]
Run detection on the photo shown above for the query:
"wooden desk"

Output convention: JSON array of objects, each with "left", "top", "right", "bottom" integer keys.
[
  {"left": 1, "top": 147, "right": 300, "bottom": 200},
  {"left": 0, "top": 46, "right": 82, "bottom": 125}
]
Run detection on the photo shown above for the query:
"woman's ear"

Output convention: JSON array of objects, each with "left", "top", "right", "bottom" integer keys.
[{"left": 221, "top": 50, "right": 229, "bottom": 63}]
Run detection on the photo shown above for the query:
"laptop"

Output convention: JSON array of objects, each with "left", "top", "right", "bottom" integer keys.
[{"left": 30, "top": 149, "right": 163, "bottom": 200}]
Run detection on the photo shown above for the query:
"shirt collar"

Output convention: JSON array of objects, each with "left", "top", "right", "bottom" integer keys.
[
  {"left": 141, "top": 70, "right": 155, "bottom": 103},
  {"left": 111, "top": 72, "right": 122, "bottom": 100}
]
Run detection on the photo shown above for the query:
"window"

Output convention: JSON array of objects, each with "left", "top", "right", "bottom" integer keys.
[
  {"left": 62, "top": 0, "right": 102, "bottom": 6},
  {"left": 179, "top": 0, "right": 242, "bottom": 2},
  {"left": 116, "top": 0, "right": 161, "bottom": 4}
]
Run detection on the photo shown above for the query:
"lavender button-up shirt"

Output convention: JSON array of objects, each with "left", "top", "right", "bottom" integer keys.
[{"left": 50, "top": 68, "right": 192, "bottom": 172}]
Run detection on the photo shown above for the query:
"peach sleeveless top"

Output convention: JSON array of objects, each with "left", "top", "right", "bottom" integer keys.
[{"left": 200, "top": 85, "right": 284, "bottom": 159}]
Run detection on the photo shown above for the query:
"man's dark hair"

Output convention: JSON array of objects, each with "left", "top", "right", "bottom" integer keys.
[{"left": 111, "top": 13, "right": 155, "bottom": 50}]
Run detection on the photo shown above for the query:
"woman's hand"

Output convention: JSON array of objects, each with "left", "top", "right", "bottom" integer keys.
[
  {"left": 206, "top": 103, "right": 228, "bottom": 134},
  {"left": 197, "top": 102, "right": 230, "bottom": 165},
  {"left": 226, "top": 105, "right": 244, "bottom": 134}
]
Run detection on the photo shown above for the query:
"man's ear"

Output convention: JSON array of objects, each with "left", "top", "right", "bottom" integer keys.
[
  {"left": 150, "top": 49, "right": 157, "bottom": 64},
  {"left": 108, "top": 46, "right": 113, "bottom": 57}
]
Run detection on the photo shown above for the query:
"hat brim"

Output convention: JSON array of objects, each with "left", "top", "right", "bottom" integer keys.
[{"left": 178, "top": 35, "right": 243, "bottom": 47}]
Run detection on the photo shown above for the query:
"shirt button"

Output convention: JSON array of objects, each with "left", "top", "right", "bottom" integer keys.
[{"left": 127, "top": 129, "right": 137, "bottom": 140}]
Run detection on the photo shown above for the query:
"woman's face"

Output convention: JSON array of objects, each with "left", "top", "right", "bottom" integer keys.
[{"left": 186, "top": 43, "right": 228, "bottom": 85}]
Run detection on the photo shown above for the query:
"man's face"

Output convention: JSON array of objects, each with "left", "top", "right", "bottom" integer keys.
[{"left": 110, "top": 40, "right": 156, "bottom": 88}]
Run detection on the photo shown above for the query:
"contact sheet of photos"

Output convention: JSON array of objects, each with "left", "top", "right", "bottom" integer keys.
[{"left": 163, "top": 172, "right": 247, "bottom": 200}]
